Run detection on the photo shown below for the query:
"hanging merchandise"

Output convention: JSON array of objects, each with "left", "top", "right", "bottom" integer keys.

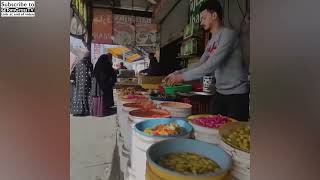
[
  {"left": 71, "top": 0, "right": 87, "bottom": 28},
  {"left": 70, "top": 14, "right": 86, "bottom": 36}
]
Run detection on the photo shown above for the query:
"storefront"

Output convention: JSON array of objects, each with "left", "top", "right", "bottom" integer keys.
[{"left": 70, "top": 1, "right": 250, "bottom": 180}]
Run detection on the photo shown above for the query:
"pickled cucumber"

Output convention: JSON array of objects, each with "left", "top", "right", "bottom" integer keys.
[
  {"left": 157, "top": 152, "right": 220, "bottom": 175},
  {"left": 225, "top": 125, "right": 250, "bottom": 152}
]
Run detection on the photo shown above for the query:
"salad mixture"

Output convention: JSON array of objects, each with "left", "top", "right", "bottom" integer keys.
[{"left": 144, "top": 123, "right": 182, "bottom": 136}]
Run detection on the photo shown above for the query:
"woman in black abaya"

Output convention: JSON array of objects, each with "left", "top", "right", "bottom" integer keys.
[{"left": 91, "top": 54, "right": 116, "bottom": 116}]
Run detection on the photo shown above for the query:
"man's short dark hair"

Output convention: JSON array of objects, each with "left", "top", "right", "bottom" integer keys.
[{"left": 200, "top": 0, "right": 223, "bottom": 21}]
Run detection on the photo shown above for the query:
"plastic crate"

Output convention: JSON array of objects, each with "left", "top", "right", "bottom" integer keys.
[{"left": 164, "top": 84, "right": 192, "bottom": 95}]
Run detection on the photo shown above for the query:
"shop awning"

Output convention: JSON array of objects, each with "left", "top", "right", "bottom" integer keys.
[{"left": 108, "top": 46, "right": 143, "bottom": 63}]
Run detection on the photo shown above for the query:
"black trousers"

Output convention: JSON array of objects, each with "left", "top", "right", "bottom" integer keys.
[{"left": 209, "top": 92, "right": 250, "bottom": 121}]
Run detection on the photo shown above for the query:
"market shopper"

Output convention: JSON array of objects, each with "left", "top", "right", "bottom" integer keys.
[
  {"left": 119, "top": 62, "right": 127, "bottom": 70},
  {"left": 140, "top": 51, "right": 162, "bottom": 76},
  {"left": 91, "top": 54, "right": 117, "bottom": 116},
  {"left": 164, "top": 0, "right": 250, "bottom": 121},
  {"left": 70, "top": 50, "right": 93, "bottom": 116}
]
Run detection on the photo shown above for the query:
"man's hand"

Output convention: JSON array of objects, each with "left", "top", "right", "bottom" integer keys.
[
  {"left": 166, "top": 73, "right": 184, "bottom": 86},
  {"left": 163, "top": 72, "right": 174, "bottom": 83},
  {"left": 163, "top": 71, "right": 180, "bottom": 83}
]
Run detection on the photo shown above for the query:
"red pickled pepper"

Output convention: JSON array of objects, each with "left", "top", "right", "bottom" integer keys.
[{"left": 192, "top": 115, "right": 230, "bottom": 128}]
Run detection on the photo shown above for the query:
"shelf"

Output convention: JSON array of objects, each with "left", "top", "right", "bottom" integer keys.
[
  {"left": 182, "top": 36, "right": 201, "bottom": 41},
  {"left": 176, "top": 55, "right": 200, "bottom": 59},
  {"left": 177, "top": 36, "right": 201, "bottom": 45}
]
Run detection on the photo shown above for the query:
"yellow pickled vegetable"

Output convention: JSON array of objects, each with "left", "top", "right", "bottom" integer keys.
[
  {"left": 157, "top": 152, "right": 220, "bottom": 175},
  {"left": 225, "top": 125, "right": 250, "bottom": 152}
]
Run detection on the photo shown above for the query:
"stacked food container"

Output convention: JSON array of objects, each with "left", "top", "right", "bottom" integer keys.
[
  {"left": 129, "top": 118, "right": 193, "bottom": 180},
  {"left": 126, "top": 108, "right": 173, "bottom": 180},
  {"left": 188, "top": 114, "right": 237, "bottom": 144},
  {"left": 146, "top": 139, "right": 232, "bottom": 180},
  {"left": 115, "top": 88, "right": 148, "bottom": 176},
  {"left": 159, "top": 102, "right": 192, "bottom": 118},
  {"left": 118, "top": 94, "right": 148, "bottom": 135},
  {"left": 114, "top": 84, "right": 250, "bottom": 180},
  {"left": 219, "top": 122, "right": 250, "bottom": 180}
]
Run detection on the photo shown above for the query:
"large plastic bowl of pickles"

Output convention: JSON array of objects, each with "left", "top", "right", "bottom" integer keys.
[
  {"left": 146, "top": 139, "right": 232, "bottom": 180},
  {"left": 134, "top": 118, "right": 193, "bottom": 138},
  {"left": 219, "top": 122, "right": 250, "bottom": 153}
]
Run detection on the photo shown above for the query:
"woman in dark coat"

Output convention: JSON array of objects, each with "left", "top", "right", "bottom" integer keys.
[
  {"left": 70, "top": 52, "right": 93, "bottom": 116},
  {"left": 91, "top": 54, "right": 117, "bottom": 116},
  {"left": 140, "top": 52, "right": 162, "bottom": 76}
]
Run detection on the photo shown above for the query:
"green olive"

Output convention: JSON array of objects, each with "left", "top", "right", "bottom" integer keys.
[{"left": 157, "top": 152, "right": 220, "bottom": 175}]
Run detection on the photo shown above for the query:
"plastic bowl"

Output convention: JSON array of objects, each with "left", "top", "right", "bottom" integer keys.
[
  {"left": 146, "top": 139, "right": 232, "bottom": 179},
  {"left": 134, "top": 118, "right": 193, "bottom": 139}
]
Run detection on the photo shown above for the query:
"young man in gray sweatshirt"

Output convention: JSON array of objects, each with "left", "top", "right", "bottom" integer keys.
[{"left": 164, "top": 0, "right": 250, "bottom": 121}]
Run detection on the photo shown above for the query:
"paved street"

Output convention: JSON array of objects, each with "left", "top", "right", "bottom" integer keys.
[{"left": 70, "top": 112, "right": 121, "bottom": 180}]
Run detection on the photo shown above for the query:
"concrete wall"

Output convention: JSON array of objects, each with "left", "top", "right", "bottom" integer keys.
[
  {"left": 160, "top": 0, "right": 189, "bottom": 47},
  {"left": 188, "top": 0, "right": 250, "bottom": 69},
  {"left": 222, "top": 0, "right": 250, "bottom": 68},
  {"left": 157, "top": 0, "right": 250, "bottom": 72}
]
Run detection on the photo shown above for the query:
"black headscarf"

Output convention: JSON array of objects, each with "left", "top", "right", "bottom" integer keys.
[
  {"left": 93, "top": 54, "right": 116, "bottom": 92},
  {"left": 147, "top": 53, "right": 162, "bottom": 76}
]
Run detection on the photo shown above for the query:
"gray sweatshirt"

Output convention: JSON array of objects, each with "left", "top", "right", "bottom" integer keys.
[{"left": 180, "top": 27, "right": 249, "bottom": 95}]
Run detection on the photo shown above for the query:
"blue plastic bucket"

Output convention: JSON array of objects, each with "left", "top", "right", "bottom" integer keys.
[
  {"left": 134, "top": 118, "right": 193, "bottom": 139},
  {"left": 131, "top": 118, "right": 193, "bottom": 180},
  {"left": 146, "top": 139, "right": 232, "bottom": 180}
]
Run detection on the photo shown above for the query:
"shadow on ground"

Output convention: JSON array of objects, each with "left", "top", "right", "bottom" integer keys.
[
  {"left": 105, "top": 107, "right": 117, "bottom": 116},
  {"left": 107, "top": 132, "right": 123, "bottom": 180}
]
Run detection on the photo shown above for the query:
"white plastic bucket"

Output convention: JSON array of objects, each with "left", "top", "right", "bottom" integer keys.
[
  {"left": 126, "top": 115, "right": 152, "bottom": 153},
  {"left": 127, "top": 166, "right": 136, "bottom": 180},
  {"left": 219, "top": 140, "right": 250, "bottom": 161},
  {"left": 117, "top": 97, "right": 146, "bottom": 137},
  {"left": 122, "top": 104, "right": 143, "bottom": 150},
  {"left": 116, "top": 99, "right": 126, "bottom": 136},
  {"left": 218, "top": 140, "right": 250, "bottom": 180},
  {"left": 159, "top": 102, "right": 192, "bottom": 118},
  {"left": 126, "top": 110, "right": 171, "bottom": 154},
  {"left": 190, "top": 121, "right": 221, "bottom": 144},
  {"left": 130, "top": 120, "right": 192, "bottom": 180},
  {"left": 231, "top": 167, "right": 250, "bottom": 180},
  {"left": 120, "top": 144, "right": 130, "bottom": 175},
  {"left": 117, "top": 130, "right": 124, "bottom": 157}
]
